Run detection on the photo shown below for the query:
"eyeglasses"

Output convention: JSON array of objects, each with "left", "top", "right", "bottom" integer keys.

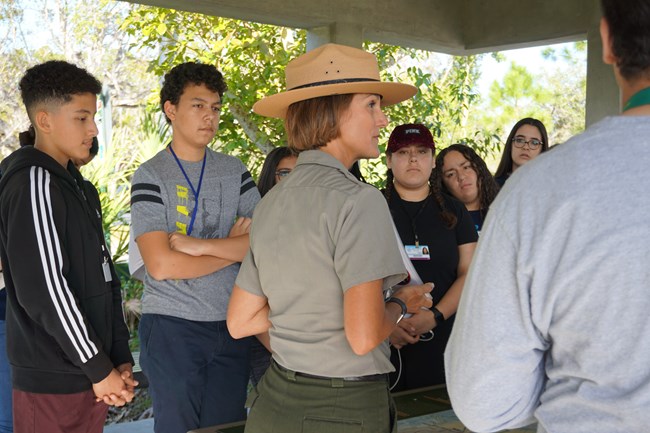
[
  {"left": 275, "top": 168, "right": 292, "bottom": 179},
  {"left": 512, "top": 137, "right": 543, "bottom": 149}
]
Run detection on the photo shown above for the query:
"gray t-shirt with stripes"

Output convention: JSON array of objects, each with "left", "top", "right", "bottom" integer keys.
[{"left": 131, "top": 147, "right": 260, "bottom": 321}]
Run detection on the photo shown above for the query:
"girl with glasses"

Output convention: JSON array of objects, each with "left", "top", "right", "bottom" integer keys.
[
  {"left": 257, "top": 146, "right": 297, "bottom": 197},
  {"left": 494, "top": 117, "right": 549, "bottom": 186}
]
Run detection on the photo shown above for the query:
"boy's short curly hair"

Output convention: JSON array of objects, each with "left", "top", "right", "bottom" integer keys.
[
  {"left": 160, "top": 62, "right": 227, "bottom": 123},
  {"left": 19, "top": 60, "right": 102, "bottom": 122}
]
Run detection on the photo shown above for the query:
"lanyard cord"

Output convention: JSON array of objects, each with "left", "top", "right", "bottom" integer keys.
[
  {"left": 396, "top": 186, "right": 431, "bottom": 247},
  {"left": 71, "top": 173, "right": 111, "bottom": 267},
  {"left": 168, "top": 144, "right": 207, "bottom": 236},
  {"left": 623, "top": 86, "right": 650, "bottom": 112}
]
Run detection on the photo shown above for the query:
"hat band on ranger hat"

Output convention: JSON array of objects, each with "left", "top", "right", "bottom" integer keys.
[{"left": 290, "top": 77, "right": 380, "bottom": 90}]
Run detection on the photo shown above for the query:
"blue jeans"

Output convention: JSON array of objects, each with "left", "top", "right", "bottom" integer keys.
[
  {"left": 249, "top": 338, "right": 271, "bottom": 387},
  {"left": 139, "top": 314, "right": 250, "bottom": 433},
  {"left": 0, "top": 320, "right": 12, "bottom": 433}
]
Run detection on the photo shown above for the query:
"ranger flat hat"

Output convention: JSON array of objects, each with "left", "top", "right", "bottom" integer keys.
[{"left": 253, "top": 43, "right": 417, "bottom": 119}]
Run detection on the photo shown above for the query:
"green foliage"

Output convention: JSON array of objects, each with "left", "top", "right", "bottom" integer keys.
[
  {"left": 490, "top": 52, "right": 506, "bottom": 62},
  {"left": 0, "top": 49, "right": 32, "bottom": 155},
  {"left": 538, "top": 66, "right": 586, "bottom": 143},
  {"left": 80, "top": 107, "right": 167, "bottom": 264},
  {"left": 488, "top": 63, "right": 538, "bottom": 117},
  {"left": 121, "top": 6, "right": 495, "bottom": 188},
  {"left": 79, "top": 106, "right": 165, "bottom": 339},
  {"left": 121, "top": 6, "right": 309, "bottom": 177},
  {"left": 479, "top": 43, "right": 586, "bottom": 148},
  {"left": 118, "top": 266, "right": 144, "bottom": 343},
  {"left": 0, "top": 0, "right": 157, "bottom": 155},
  {"left": 0, "top": 0, "right": 20, "bottom": 40},
  {"left": 363, "top": 45, "right": 490, "bottom": 186}
]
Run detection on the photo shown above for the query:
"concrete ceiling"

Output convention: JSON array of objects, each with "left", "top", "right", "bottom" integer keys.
[{"left": 121, "top": 0, "right": 600, "bottom": 55}]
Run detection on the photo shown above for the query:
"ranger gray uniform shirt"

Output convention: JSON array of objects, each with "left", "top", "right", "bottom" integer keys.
[{"left": 236, "top": 150, "right": 406, "bottom": 378}]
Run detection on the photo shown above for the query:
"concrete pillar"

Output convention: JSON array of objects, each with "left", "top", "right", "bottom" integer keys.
[
  {"left": 306, "top": 26, "right": 332, "bottom": 51},
  {"left": 306, "top": 22, "right": 363, "bottom": 51},
  {"left": 585, "top": 21, "right": 619, "bottom": 126}
]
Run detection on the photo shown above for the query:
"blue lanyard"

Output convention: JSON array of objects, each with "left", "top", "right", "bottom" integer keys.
[
  {"left": 623, "top": 86, "right": 650, "bottom": 112},
  {"left": 168, "top": 144, "right": 206, "bottom": 236}
]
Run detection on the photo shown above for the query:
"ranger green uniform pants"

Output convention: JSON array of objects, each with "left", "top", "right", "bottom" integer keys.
[{"left": 245, "top": 361, "right": 396, "bottom": 433}]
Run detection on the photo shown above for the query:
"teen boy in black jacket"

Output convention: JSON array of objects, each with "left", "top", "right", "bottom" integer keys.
[{"left": 0, "top": 60, "right": 134, "bottom": 433}]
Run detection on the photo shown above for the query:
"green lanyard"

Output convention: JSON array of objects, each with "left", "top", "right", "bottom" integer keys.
[{"left": 623, "top": 86, "right": 650, "bottom": 112}]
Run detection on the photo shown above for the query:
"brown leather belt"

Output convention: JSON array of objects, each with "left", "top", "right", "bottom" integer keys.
[{"left": 274, "top": 360, "right": 388, "bottom": 382}]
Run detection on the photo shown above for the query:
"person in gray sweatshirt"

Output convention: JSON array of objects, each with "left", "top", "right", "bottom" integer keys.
[{"left": 445, "top": 1, "right": 650, "bottom": 432}]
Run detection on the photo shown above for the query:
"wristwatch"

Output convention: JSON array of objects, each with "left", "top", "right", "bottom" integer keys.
[
  {"left": 432, "top": 307, "right": 445, "bottom": 326},
  {"left": 385, "top": 297, "right": 408, "bottom": 324}
]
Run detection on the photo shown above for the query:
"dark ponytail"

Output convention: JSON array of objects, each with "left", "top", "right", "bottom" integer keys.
[
  {"left": 429, "top": 168, "right": 457, "bottom": 229},
  {"left": 18, "top": 125, "right": 35, "bottom": 147},
  {"left": 349, "top": 162, "right": 367, "bottom": 183},
  {"left": 383, "top": 169, "right": 396, "bottom": 204}
]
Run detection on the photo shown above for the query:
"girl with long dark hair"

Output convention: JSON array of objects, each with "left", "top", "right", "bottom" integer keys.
[
  {"left": 436, "top": 143, "right": 500, "bottom": 233},
  {"left": 494, "top": 117, "right": 549, "bottom": 186}
]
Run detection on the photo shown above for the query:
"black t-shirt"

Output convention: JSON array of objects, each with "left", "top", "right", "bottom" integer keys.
[
  {"left": 469, "top": 209, "right": 485, "bottom": 234},
  {"left": 387, "top": 190, "right": 477, "bottom": 390},
  {"left": 495, "top": 173, "right": 509, "bottom": 187},
  {"left": 389, "top": 192, "right": 477, "bottom": 305}
]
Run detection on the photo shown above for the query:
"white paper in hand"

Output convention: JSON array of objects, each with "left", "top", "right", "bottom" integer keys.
[{"left": 128, "top": 226, "right": 146, "bottom": 281}]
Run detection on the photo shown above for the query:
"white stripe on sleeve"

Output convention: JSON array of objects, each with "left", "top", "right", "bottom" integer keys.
[{"left": 30, "top": 166, "right": 99, "bottom": 363}]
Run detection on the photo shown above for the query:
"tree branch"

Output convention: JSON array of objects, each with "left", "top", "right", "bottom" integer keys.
[{"left": 226, "top": 91, "right": 274, "bottom": 154}]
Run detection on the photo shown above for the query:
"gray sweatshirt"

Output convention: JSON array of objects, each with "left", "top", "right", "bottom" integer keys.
[{"left": 445, "top": 116, "right": 650, "bottom": 433}]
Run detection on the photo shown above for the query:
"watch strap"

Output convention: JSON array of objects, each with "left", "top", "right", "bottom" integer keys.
[
  {"left": 432, "top": 307, "right": 445, "bottom": 326},
  {"left": 385, "top": 296, "right": 407, "bottom": 323}
]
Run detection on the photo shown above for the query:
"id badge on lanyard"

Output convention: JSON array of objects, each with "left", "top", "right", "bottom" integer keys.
[{"left": 405, "top": 244, "right": 430, "bottom": 260}]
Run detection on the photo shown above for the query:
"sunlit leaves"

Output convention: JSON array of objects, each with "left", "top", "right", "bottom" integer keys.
[{"left": 481, "top": 44, "right": 586, "bottom": 147}]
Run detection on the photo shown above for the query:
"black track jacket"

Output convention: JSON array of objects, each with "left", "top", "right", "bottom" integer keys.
[{"left": 0, "top": 146, "right": 133, "bottom": 394}]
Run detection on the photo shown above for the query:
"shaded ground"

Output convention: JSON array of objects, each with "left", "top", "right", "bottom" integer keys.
[{"left": 106, "top": 388, "right": 153, "bottom": 425}]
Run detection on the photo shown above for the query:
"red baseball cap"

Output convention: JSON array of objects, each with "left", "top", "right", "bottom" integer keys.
[{"left": 387, "top": 123, "right": 436, "bottom": 153}]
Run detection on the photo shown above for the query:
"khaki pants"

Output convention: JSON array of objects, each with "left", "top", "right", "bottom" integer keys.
[{"left": 245, "top": 361, "right": 396, "bottom": 433}]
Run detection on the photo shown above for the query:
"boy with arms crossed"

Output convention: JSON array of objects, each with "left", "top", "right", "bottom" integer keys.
[{"left": 130, "top": 62, "right": 259, "bottom": 433}]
